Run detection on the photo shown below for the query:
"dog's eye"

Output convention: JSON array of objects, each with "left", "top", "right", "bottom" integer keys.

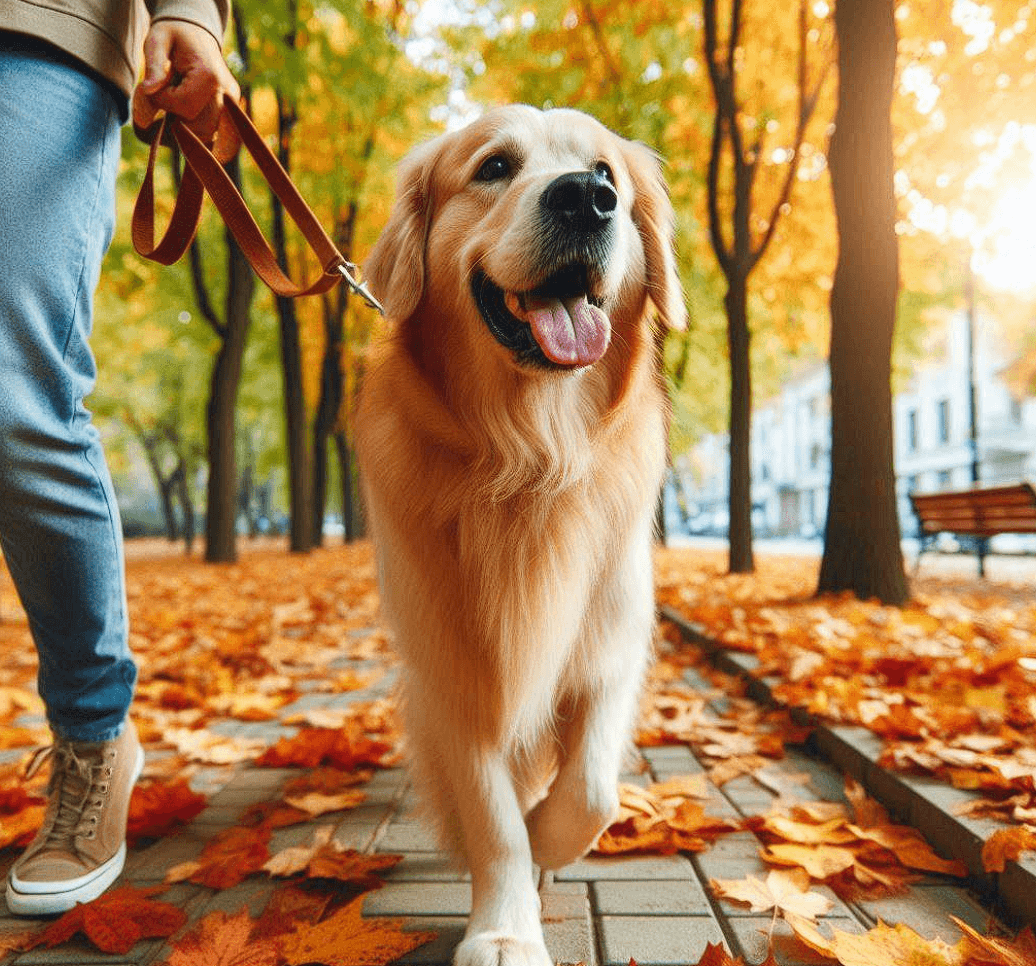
[
  {"left": 475, "top": 155, "right": 512, "bottom": 183},
  {"left": 594, "top": 161, "right": 615, "bottom": 184}
]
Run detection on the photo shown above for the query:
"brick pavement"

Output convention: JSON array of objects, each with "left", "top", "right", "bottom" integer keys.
[{"left": 0, "top": 636, "right": 1010, "bottom": 966}]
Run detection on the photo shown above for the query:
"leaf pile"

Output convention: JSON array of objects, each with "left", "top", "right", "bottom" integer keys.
[
  {"left": 1, "top": 541, "right": 1034, "bottom": 964},
  {"left": 656, "top": 547, "right": 1036, "bottom": 868},
  {"left": 594, "top": 776, "right": 737, "bottom": 855}
]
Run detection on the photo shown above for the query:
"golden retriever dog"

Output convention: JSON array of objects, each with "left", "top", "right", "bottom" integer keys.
[{"left": 355, "top": 104, "right": 685, "bottom": 966}]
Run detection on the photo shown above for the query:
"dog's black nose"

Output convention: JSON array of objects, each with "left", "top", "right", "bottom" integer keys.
[{"left": 541, "top": 171, "right": 617, "bottom": 233}]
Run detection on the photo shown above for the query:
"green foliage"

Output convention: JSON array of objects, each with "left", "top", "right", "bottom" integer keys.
[{"left": 90, "top": 0, "right": 1034, "bottom": 521}]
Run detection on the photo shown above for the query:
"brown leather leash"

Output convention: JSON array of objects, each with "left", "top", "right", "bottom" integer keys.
[{"left": 131, "top": 97, "right": 383, "bottom": 312}]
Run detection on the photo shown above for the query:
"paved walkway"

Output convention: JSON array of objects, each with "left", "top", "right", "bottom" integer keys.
[{"left": 0, "top": 638, "right": 1008, "bottom": 966}]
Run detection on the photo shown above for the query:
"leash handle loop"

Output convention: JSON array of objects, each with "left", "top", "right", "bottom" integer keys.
[{"left": 132, "top": 98, "right": 383, "bottom": 310}]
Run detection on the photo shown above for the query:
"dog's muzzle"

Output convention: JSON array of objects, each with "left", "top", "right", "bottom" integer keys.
[{"left": 472, "top": 171, "right": 616, "bottom": 370}]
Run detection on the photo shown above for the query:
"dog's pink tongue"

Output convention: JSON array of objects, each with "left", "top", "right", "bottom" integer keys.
[{"left": 526, "top": 296, "right": 610, "bottom": 367}]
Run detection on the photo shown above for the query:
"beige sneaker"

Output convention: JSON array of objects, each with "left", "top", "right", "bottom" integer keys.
[{"left": 6, "top": 722, "right": 144, "bottom": 915}]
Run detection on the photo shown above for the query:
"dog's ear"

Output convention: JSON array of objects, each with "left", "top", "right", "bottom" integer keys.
[
  {"left": 623, "top": 141, "right": 687, "bottom": 332},
  {"left": 363, "top": 137, "right": 442, "bottom": 322}
]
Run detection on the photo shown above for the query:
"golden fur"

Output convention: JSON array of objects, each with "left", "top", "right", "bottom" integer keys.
[{"left": 355, "top": 105, "right": 685, "bottom": 966}]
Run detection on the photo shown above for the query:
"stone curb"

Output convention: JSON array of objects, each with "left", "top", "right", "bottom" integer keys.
[{"left": 660, "top": 605, "right": 1036, "bottom": 929}]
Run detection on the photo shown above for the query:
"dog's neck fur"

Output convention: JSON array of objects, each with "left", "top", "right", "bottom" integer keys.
[{"left": 398, "top": 304, "right": 653, "bottom": 504}]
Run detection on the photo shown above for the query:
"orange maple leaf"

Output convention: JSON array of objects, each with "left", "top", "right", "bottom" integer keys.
[
  {"left": 163, "top": 907, "right": 278, "bottom": 966},
  {"left": 166, "top": 825, "right": 272, "bottom": 889},
  {"left": 251, "top": 885, "right": 332, "bottom": 944},
  {"left": 262, "top": 825, "right": 404, "bottom": 887},
  {"left": 283, "top": 766, "right": 373, "bottom": 796},
  {"left": 0, "top": 925, "right": 40, "bottom": 959},
  {"left": 760, "top": 842, "right": 858, "bottom": 880},
  {"left": 981, "top": 826, "right": 1036, "bottom": 873},
  {"left": 826, "top": 919, "right": 962, "bottom": 966},
  {"left": 255, "top": 727, "right": 394, "bottom": 771},
  {"left": 305, "top": 847, "right": 404, "bottom": 886},
  {"left": 0, "top": 792, "right": 46, "bottom": 851},
  {"left": 953, "top": 916, "right": 1036, "bottom": 966},
  {"left": 277, "top": 894, "right": 437, "bottom": 966},
  {"left": 31, "top": 885, "right": 187, "bottom": 955},
  {"left": 594, "top": 781, "right": 736, "bottom": 856},
  {"left": 127, "top": 778, "right": 207, "bottom": 845}
]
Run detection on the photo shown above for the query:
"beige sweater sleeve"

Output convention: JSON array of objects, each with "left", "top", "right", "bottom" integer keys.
[{"left": 146, "top": 0, "right": 231, "bottom": 46}]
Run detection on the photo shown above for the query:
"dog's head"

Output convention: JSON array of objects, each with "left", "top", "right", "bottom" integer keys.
[{"left": 365, "top": 105, "right": 685, "bottom": 377}]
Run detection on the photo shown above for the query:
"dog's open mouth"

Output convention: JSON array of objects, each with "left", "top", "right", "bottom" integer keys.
[{"left": 472, "top": 265, "right": 611, "bottom": 369}]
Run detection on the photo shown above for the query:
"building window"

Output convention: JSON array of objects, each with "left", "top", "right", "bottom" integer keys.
[
  {"left": 938, "top": 399, "right": 951, "bottom": 444},
  {"left": 938, "top": 469, "right": 952, "bottom": 490},
  {"left": 907, "top": 409, "right": 918, "bottom": 451}
]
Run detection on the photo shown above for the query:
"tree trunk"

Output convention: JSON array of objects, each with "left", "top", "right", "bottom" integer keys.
[
  {"left": 205, "top": 172, "right": 255, "bottom": 564},
  {"left": 334, "top": 431, "right": 360, "bottom": 542},
  {"left": 176, "top": 468, "right": 195, "bottom": 555},
  {"left": 817, "top": 0, "right": 909, "bottom": 605},
  {"left": 311, "top": 347, "right": 340, "bottom": 548},
  {"left": 271, "top": 90, "right": 313, "bottom": 554},
  {"left": 726, "top": 280, "right": 754, "bottom": 573}
]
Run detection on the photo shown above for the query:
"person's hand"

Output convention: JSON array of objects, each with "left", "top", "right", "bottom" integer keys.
[{"left": 134, "top": 20, "right": 240, "bottom": 145}]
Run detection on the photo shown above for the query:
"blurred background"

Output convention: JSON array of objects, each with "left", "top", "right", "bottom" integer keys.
[{"left": 94, "top": 0, "right": 1036, "bottom": 572}]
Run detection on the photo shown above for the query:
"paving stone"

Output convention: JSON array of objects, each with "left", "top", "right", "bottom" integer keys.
[
  {"left": 727, "top": 916, "right": 863, "bottom": 966},
  {"left": 123, "top": 830, "right": 211, "bottom": 881},
  {"left": 332, "top": 821, "right": 384, "bottom": 851},
  {"left": 204, "top": 785, "right": 275, "bottom": 809},
  {"left": 360, "top": 768, "right": 408, "bottom": 805},
  {"left": 363, "top": 882, "right": 471, "bottom": 916},
  {"left": 557, "top": 854, "right": 696, "bottom": 881},
  {"left": 592, "top": 879, "right": 712, "bottom": 916},
  {"left": 641, "top": 746, "right": 701, "bottom": 772},
  {"left": 216, "top": 767, "right": 295, "bottom": 792},
  {"left": 540, "top": 880, "right": 589, "bottom": 921},
  {"left": 12, "top": 938, "right": 165, "bottom": 965},
  {"left": 779, "top": 750, "right": 849, "bottom": 803},
  {"left": 208, "top": 720, "right": 295, "bottom": 745},
  {"left": 390, "top": 917, "right": 465, "bottom": 965},
  {"left": 702, "top": 792, "right": 743, "bottom": 821},
  {"left": 378, "top": 821, "right": 442, "bottom": 853},
  {"left": 187, "top": 804, "right": 246, "bottom": 828},
  {"left": 717, "top": 776, "right": 777, "bottom": 815},
  {"left": 853, "top": 884, "right": 989, "bottom": 942},
  {"left": 597, "top": 915, "right": 726, "bottom": 965},
  {"left": 692, "top": 833, "right": 769, "bottom": 881},
  {"left": 382, "top": 852, "right": 469, "bottom": 882},
  {"left": 544, "top": 913, "right": 597, "bottom": 966}
]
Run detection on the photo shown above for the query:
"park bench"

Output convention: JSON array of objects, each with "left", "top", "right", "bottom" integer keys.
[{"left": 910, "top": 481, "right": 1036, "bottom": 576}]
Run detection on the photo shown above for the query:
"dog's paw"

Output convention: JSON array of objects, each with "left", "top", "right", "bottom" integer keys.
[
  {"left": 454, "top": 931, "right": 553, "bottom": 966},
  {"left": 526, "top": 791, "right": 615, "bottom": 871}
]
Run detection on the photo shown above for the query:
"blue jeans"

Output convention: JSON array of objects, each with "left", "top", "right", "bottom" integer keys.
[{"left": 0, "top": 42, "right": 136, "bottom": 742}]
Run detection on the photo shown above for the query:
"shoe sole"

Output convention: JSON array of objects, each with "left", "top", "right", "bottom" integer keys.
[{"left": 5, "top": 745, "right": 145, "bottom": 916}]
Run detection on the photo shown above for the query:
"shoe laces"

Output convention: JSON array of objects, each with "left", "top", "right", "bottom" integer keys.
[{"left": 27, "top": 740, "right": 116, "bottom": 846}]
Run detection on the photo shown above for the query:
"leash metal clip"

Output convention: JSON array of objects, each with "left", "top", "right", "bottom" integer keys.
[{"left": 337, "top": 262, "right": 385, "bottom": 316}]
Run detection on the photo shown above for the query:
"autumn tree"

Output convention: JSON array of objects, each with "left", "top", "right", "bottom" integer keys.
[
  {"left": 702, "top": 0, "right": 833, "bottom": 573},
  {"left": 817, "top": 0, "right": 909, "bottom": 605}
]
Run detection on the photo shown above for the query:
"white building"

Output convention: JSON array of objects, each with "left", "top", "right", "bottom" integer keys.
[{"left": 674, "top": 310, "right": 1036, "bottom": 538}]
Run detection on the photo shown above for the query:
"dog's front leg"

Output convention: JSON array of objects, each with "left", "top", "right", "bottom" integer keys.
[
  {"left": 450, "top": 749, "right": 553, "bottom": 966},
  {"left": 526, "top": 541, "right": 654, "bottom": 871}
]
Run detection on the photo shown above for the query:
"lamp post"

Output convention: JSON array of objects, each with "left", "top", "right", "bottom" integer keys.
[
  {"left": 965, "top": 262, "right": 981, "bottom": 485},
  {"left": 964, "top": 258, "right": 986, "bottom": 575}
]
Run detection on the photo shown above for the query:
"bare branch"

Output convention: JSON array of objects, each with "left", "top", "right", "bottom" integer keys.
[{"left": 750, "top": 0, "right": 835, "bottom": 268}]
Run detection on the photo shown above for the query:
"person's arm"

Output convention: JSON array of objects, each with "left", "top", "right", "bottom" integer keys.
[{"left": 134, "top": 2, "right": 239, "bottom": 143}]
